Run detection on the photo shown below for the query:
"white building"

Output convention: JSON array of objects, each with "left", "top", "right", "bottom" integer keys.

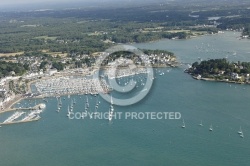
[{"left": 48, "top": 69, "right": 58, "bottom": 76}]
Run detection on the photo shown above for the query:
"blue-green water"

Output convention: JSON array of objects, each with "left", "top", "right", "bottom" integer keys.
[{"left": 0, "top": 32, "right": 250, "bottom": 166}]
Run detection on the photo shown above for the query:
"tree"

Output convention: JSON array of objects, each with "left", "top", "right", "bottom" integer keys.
[{"left": 52, "top": 62, "right": 64, "bottom": 71}]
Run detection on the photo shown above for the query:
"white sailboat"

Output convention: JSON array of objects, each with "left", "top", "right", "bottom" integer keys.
[
  {"left": 70, "top": 99, "right": 73, "bottom": 111},
  {"left": 85, "top": 96, "right": 89, "bottom": 108},
  {"left": 56, "top": 98, "right": 60, "bottom": 112},
  {"left": 59, "top": 97, "right": 62, "bottom": 106},
  {"left": 238, "top": 126, "right": 243, "bottom": 135},
  {"left": 159, "top": 72, "right": 164, "bottom": 76},
  {"left": 108, "top": 96, "right": 114, "bottom": 122},
  {"left": 67, "top": 106, "right": 70, "bottom": 117},
  {"left": 238, "top": 126, "right": 244, "bottom": 138},
  {"left": 199, "top": 120, "right": 203, "bottom": 126},
  {"left": 182, "top": 119, "right": 186, "bottom": 128},
  {"left": 94, "top": 97, "right": 99, "bottom": 115},
  {"left": 209, "top": 124, "right": 213, "bottom": 131}
]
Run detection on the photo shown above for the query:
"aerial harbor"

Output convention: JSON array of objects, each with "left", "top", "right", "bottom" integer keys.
[
  {"left": 0, "top": 48, "right": 177, "bottom": 113},
  {"left": 0, "top": 0, "right": 250, "bottom": 166}
]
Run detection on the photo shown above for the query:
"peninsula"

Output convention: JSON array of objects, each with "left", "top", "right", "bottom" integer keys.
[{"left": 186, "top": 58, "right": 250, "bottom": 84}]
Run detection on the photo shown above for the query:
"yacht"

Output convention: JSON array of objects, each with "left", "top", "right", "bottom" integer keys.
[
  {"left": 238, "top": 126, "right": 243, "bottom": 135},
  {"left": 67, "top": 111, "right": 70, "bottom": 118},
  {"left": 85, "top": 106, "right": 88, "bottom": 113},
  {"left": 209, "top": 124, "right": 213, "bottom": 131},
  {"left": 238, "top": 126, "right": 244, "bottom": 138},
  {"left": 108, "top": 96, "right": 114, "bottom": 121},
  {"left": 199, "top": 120, "right": 203, "bottom": 126},
  {"left": 94, "top": 98, "right": 99, "bottom": 115},
  {"left": 86, "top": 96, "right": 89, "bottom": 108},
  {"left": 70, "top": 100, "right": 73, "bottom": 109},
  {"left": 182, "top": 119, "right": 186, "bottom": 128},
  {"left": 59, "top": 97, "right": 62, "bottom": 106},
  {"left": 159, "top": 72, "right": 165, "bottom": 76}
]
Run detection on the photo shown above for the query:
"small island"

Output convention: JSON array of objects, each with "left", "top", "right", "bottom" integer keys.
[{"left": 186, "top": 58, "right": 250, "bottom": 84}]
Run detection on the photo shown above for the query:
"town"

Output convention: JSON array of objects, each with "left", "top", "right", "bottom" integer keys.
[{"left": 0, "top": 49, "right": 177, "bottom": 112}]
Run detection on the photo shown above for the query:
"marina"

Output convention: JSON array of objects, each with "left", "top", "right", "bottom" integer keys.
[
  {"left": 105, "top": 68, "right": 149, "bottom": 79},
  {"left": 34, "top": 76, "right": 110, "bottom": 97},
  {"left": 0, "top": 104, "right": 46, "bottom": 126}
]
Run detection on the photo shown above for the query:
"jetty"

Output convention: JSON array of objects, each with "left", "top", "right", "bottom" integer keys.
[
  {"left": 0, "top": 104, "right": 45, "bottom": 126},
  {"left": 4, "top": 104, "right": 46, "bottom": 113},
  {"left": 0, "top": 116, "right": 41, "bottom": 126}
]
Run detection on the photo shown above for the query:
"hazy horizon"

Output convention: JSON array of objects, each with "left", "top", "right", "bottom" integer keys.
[
  {"left": 0, "top": 0, "right": 167, "bottom": 6},
  {"left": 0, "top": 0, "right": 164, "bottom": 11},
  {"left": 0, "top": 0, "right": 248, "bottom": 12}
]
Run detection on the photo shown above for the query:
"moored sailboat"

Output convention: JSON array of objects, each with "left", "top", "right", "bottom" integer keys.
[
  {"left": 108, "top": 96, "right": 114, "bottom": 122},
  {"left": 209, "top": 124, "right": 213, "bottom": 131},
  {"left": 182, "top": 119, "right": 186, "bottom": 128}
]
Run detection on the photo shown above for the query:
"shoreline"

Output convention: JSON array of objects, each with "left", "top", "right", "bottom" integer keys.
[
  {"left": 191, "top": 75, "right": 247, "bottom": 85},
  {"left": 0, "top": 95, "right": 23, "bottom": 114},
  {"left": 1, "top": 65, "right": 178, "bottom": 114}
]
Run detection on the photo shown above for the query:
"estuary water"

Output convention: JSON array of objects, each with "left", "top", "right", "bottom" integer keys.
[{"left": 0, "top": 32, "right": 250, "bottom": 166}]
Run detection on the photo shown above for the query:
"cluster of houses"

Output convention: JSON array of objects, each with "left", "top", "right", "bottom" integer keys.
[
  {"left": 148, "top": 54, "right": 176, "bottom": 66},
  {"left": 1, "top": 50, "right": 177, "bottom": 78},
  {"left": 230, "top": 73, "right": 250, "bottom": 82},
  {"left": 104, "top": 52, "right": 176, "bottom": 67},
  {"left": 0, "top": 77, "right": 18, "bottom": 110},
  {"left": 196, "top": 71, "right": 250, "bottom": 83}
]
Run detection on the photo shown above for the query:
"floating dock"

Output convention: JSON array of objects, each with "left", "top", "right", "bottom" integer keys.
[
  {"left": 4, "top": 104, "right": 46, "bottom": 113},
  {"left": 0, "top": 116, "right": 41, "bottom": 126},
  {"left": 0, "top": 104, "right": 45, "bottom": 126}
]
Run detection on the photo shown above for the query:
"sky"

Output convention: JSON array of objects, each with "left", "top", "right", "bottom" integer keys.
[
  {"left": 0, "top": 0, "right": 140, "bottom": 5},
  {"left": 0, "top": 0, "right": 162, "bottom": 11},
  {"left": 0, "top": 0, "right": 120, "bottom": 11},
  {"left": 1, "top": 0, "right": 88, "bottom": 5},
  {"left": 2, "top": 0, "right": 77, "bottom": 3}
]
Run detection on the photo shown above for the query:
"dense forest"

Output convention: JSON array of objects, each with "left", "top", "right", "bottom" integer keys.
[
  {"left": 0, "top": 17, "right": 193, "bottom": 54},
  {"left": 0, "top": 0, "right": 249, "bottom": 55},
  {"left": 0, "top": 61, "right": 28, "bottom": 77}
]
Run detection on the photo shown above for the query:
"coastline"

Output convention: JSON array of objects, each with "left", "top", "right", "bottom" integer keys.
[
  {"left": 2, "top": 64, "right": 178, "bottom": 113},
  {"left": 191, "top": 75, "right": 247, "bottom": 85},
  {"left": 0, "top": 95, "right": 23, "bottom": 114}
]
